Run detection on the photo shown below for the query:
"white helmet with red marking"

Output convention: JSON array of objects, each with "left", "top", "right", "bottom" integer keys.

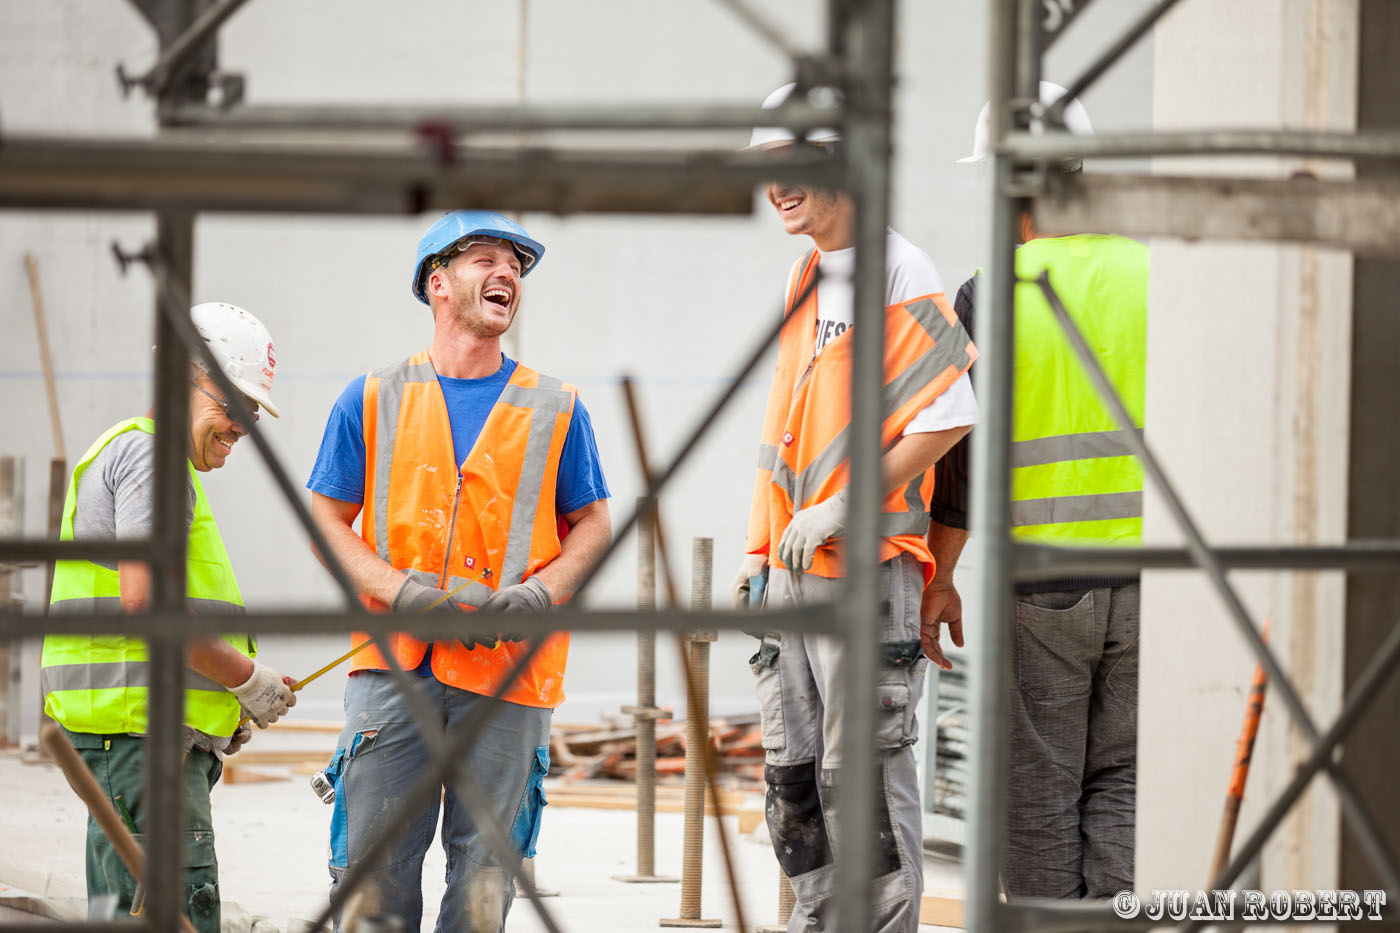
[{"left": 190, "top": 302, "right": 280, "bottom": 418}]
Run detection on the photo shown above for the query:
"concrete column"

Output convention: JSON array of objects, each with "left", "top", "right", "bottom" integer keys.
[
  {"left": 1340, "top": 0, "right": 1400, "bottom": 911},
  {"left": 1139, "top": 0, "right": 1358, "bottom": 891}
]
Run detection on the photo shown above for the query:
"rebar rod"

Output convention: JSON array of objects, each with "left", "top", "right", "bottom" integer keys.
[{"left": 663, "top": 538, "right": 720, "bottom": 927}]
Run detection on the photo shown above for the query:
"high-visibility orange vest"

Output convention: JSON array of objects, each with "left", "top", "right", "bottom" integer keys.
[
  {"left": 746, "top": 250, "right": 977, "bottom": 579},
  {"left": 350, "top": 350, "right": 574, "bottom": 709}
]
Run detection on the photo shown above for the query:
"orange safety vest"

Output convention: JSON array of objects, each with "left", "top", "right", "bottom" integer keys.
[
  {"left": 350, "top": 350, "right": 574, "bottom": 708},
  {"left": 745, "top": 250, "right": 977, "bottom": 579}
]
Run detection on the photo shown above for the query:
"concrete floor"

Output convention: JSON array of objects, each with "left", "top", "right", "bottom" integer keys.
[{"left": 0, "top": 745, "right": 963, "bottom": 931}]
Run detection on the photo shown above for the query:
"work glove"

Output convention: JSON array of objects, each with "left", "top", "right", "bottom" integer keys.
[
  {"left": 390, "top": 570, "right": 464, "bottom": 614},
  {"left": 480, "top": 576, "right": 552, "bottom": 614},
  {"left": 730, "top": 553, "right": 769, "bottom": 609},
  {"left": 223, "top": 722, "right": 253, "bottom": 758},
  {"left": 777, "top": 488, "right": 848, "bottom": 572},
  {"left": 230, "top": 661, "right": 296, "bottom": 728}
]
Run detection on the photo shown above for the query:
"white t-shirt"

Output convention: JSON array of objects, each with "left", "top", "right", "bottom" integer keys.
[{"left": 811, "top": 230, "right": 977, "bottom": 435}]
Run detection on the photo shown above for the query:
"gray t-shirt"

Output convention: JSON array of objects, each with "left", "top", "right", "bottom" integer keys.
[
  {"left": 75, "top": 430, "right": 229, "bottom": 752},
  {"left": 75, "top": 430, "right": 195, "bottom": 567}
]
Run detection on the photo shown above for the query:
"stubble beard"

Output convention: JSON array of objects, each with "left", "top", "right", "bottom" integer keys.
[{"left": 448, "top": 290, "right": 515, "bottom": 339}]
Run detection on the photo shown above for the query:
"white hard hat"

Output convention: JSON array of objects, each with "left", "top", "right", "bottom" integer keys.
[
  {"left": 190, "top": 302, "right": 280, "bottom": 418},
  {"left": 959, "top": 80, "right": 1094, "bottom": 164},
  {"left": 746, "top": 82, "right": 842, "bottom": 151}
]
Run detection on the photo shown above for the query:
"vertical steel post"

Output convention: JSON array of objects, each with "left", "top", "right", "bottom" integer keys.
[
  {"left": 0, "top": 456, "right": 22, "bottom": 747},
  {"left": 756, "top": 870, "right": 796, "bottom": 933},
  {"left": 834, "top": 0, "right": 895, "bottom": 930},
  {"left": 661, "top": 537, "right": 719, "bottom": 928},
  {"left": 965, "top": 1, "right": 1033, "bottom": 930},
  {"left": 146, "top": 208, "right": 195, "bottom": 932},
  {"left": 618, "top": 498, "right": 676, "bottom": 884}
]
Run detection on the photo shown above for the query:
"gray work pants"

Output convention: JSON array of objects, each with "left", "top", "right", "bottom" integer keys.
[
  {"left": 751, "top": 554, "right": 927, "bottom": 933},
  {"left": 1005, "top": 583, "right": 1139, "bottom": 899}
]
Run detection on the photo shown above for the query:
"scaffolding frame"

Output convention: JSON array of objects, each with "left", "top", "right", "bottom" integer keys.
[
  {"left": 0, "top": 1, "right": 901, "bottom": 931},
  {"left": 966, "top": 2, "right": 1400, "bottom": 931}
]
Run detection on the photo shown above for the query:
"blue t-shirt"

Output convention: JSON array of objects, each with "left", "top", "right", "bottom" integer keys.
[{"left": 307, "top": 355, "right": 610, "bottom": 514}]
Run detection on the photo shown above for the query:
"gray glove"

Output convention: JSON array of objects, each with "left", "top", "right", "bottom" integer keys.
[
  {"left": 777, "top": 488, "right": 848, "bottom": 572},
  {"left": 390, "top": 571, "right": 463, "bottom": 614},
  {"left": 480, "top": 576, "right": 552, "bottom": 614},
  {"left": 224, "top": 722, "right": 253, "bottom": 758}
]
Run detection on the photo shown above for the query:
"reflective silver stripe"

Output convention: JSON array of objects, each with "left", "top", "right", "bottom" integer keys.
[
  {"left": 368, "top": 357, "right": 440, "bottom": 560},
  {"left": 498, "top": 377, "right": 575, "bottom": 587},
  {"left": 41, "top": 660, "right": 227, "bottom": 695},
  {"left": 792, "top": 425, "right": 848, "bottom": 504},
  {"left": 756, "top": 444, "right": 778, "bottom": 470},
  {"left": 1010, "top": 491, "right": 1143, "bottom": 527},
  {"left": 1010, "top": 430, "right": 1142, "bottom": 468},
  {"left": 881, "top": 511, "right": 929, "bottom": 536},
  {"left": 442, "top": 574, "right": 497, "bottom": 608},
  {"left": 771, "top": 458, "right": 797, "bottom": 500},
  {"left": 187, "top": 597, "right": 245, "bottom": 615},
  {"left": 902, "top": 475, "right": 924, "bottom": 514},
  {"left": 883, "top": 299, "right": 975, "bottom": 417},
  {"left": 49, "top": 595, "right": 124, "bottom": 615}
]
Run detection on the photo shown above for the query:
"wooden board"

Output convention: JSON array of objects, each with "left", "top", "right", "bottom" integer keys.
[{"left": 919, "top": 895, "right": 964, "bottom": 929}]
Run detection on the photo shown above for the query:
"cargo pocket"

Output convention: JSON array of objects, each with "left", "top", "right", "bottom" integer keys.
[
  {"left": 183, "top": 831, "right": 220, "bottom": 933},
  {"left": 874, "top": 682, "right": 912, "bottom": 749},
  {"left": 509, "top": 745, "right": 550, "bottom": 859},
  {"left": 749, "top": 639, "right": 785, "bottom": 751}
]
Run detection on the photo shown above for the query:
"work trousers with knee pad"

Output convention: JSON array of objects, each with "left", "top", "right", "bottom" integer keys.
[
  {"left": 750, "top": 554, "right": 927, "bottom": 933},
  {"left": 325, "top": 671, "right": 552, "bottom": 933},
  {"left": 68, "top": 729, "right": 224, "bottom": 933}
]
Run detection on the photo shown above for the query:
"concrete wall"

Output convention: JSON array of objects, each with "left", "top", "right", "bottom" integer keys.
[
  {"left": 0, "top": 3, "right": 1151, "bottom": 739},
  {"left": 1139, "top": 0, "right": 1357, "bottom": 892}
]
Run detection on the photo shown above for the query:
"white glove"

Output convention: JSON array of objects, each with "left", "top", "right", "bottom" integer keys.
[
  {"left": 230, "top": 661, "right": 295, "bottom": 728},
  {"left": 777, "top": 489, "right": 848, "bottom": 572},
  {"left": 480, "top": 576, "right": 552, "bottom": 613},
  {"left": 224, "top": 722, "right": 253, "bottom": 757},
  {"left": 730, "top": 554, "right": 769, "bottom": 609}
]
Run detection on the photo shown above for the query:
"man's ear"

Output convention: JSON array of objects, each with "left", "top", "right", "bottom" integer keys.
[{"left": 427, "top": 266, "right": 451, "bottom": 301}]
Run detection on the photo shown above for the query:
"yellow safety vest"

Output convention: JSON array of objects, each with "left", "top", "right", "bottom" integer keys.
[
  {"left": 42, "top": 417, "right": 253, "bottom": 737},
  {"left": 1011, "top": 235, "right": 1148, "bottom": 545}
]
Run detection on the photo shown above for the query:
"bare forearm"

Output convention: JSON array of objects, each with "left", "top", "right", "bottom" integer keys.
[
  {"left": 926, "top": 520, "right": 968, "bottom": 584},
  {"left": 187, "top": 637, "right": 255, "bottom": 688},
  {"left": 882, "top": 425, "right": 972, "bottom": 494},
  {"left": 532, "top": 501, "right": 611, "bottom": 601},
  {"left": 310, "top": 493, "right": 405, "bottom": 604}
]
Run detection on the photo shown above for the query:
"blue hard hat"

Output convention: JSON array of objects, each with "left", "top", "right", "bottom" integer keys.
[{"left": 411, "top": 211, "right": 545, "bottom": 305}]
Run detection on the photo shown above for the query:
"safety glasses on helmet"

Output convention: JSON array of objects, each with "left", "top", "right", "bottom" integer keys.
[{"left": 428, "top": 236, "right": 536, "bottom": 278}]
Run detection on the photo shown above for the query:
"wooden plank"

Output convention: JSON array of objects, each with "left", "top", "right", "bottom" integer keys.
[
  {"left": 1034, "top": 174, "right": 1400, "bottom": 258},
  {"left": 919, "top": 895, "right": 964, "bottom": 929},
  {"left": 222, "top": 763, "right": 287, "bottom": 785}
]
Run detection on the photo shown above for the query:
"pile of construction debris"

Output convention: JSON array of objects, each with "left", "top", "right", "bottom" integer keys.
[{"left": 550, "top": 713, "right": 764, "bottom": 791}]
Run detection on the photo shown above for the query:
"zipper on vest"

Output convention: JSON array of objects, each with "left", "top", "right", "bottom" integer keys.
[{"left": 439, "top": 470, "right": 465, "bottom": 590}]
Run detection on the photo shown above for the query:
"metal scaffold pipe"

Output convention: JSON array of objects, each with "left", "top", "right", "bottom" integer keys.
[
  {"left": 617, "top": 498, "right": 677, "bottom": 885},
  {"left": 660, "top": 538, "right": 720, "bottom": 928}
]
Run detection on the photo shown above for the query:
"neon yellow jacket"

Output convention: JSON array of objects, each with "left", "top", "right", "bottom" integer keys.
[{"left": 42, "top": 417, "right": 253, "bottom": 737}]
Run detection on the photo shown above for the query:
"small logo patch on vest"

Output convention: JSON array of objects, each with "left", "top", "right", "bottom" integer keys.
[
  {"left": 463, "top": 556, "right": 475, "bottom": 569},
  {"left": 782, "top": 431, "right": 794, "bottom": 447}
]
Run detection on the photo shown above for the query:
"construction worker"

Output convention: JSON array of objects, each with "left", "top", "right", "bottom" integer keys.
[
  {"left": 41, "top": 302, "right": 297, "bottom": 933},
  {"left": 925, "top": 83, "right": 1146, "bottom": 899},
  {"left": 306, "top": 210, "right": 611, "bottom": 932},
  {"left": 732, "top": 84, "right": 978, "bottom": 933}
]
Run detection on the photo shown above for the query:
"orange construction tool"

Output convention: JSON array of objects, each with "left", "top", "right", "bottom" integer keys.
[{"left": 1207, "top": 619, "right": 1271, "bottom": 885}]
